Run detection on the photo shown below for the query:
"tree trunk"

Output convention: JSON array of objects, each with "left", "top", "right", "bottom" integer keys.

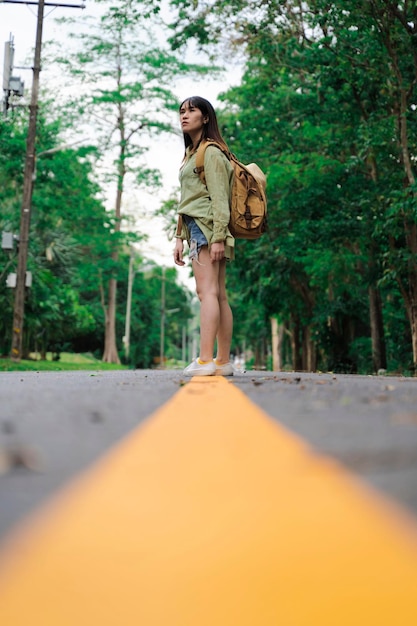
[
  {"left": 271, "top": 317, "right": 279, "bottom": 371},
  {"left": 271, "top": 317, "right": 284, "bottom": 371},
  {"left": 395, "top": 84, "right": 417, "bottom": 371},
  {"left": 406, "top": 255, "right": 417, "bottom": 374},
  {"left": 393, "top": 252, "right": 417, "bottom": 375},
  {"left": 101, "top": 166, "right": 123, "bottom": 364},
  {"left": 395, "top": 269, "right": 417, "bottom": 376},
  {"left": 410, "top": 305, "right": 417, "bottom": 375},
  {"left": 410, "top": 307, "right": 417, "bottom": 374},
  {"left": 369, "top": 286, "right": 387, "bottom": 373},
  {"left": 302, "top": 325, "right": 317, "bottom": 372},
  {"left": 102, "top": 85, "right": 125, "bottom": 364},
  {"left": 388, "top": 38, "right": 417, "bottom": 372},
  {"left": 290, "top": 315, "right": 302, "bottom": 371},
  {"left": 102, "top": 275, "right": 120, "bottom": 364}
]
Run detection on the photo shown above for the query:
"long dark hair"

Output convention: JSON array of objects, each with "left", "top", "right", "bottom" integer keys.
[{"left": 179, "top": 96, "right": 229, "bottom": 153}]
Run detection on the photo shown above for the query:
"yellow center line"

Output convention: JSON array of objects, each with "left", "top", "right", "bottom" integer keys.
[{"left": 0, "top": 376, "right": 417, "bottom": 625}]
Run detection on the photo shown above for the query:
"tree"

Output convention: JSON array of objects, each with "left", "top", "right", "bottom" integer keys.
[
  {"left": 0, "top": 105, "right": 109, "bottom": 357},
  {"left": 54, "top": 0, "right": 208, "bottom": 363},
  {"left": 119, "top": 262, "right": 192, "bottom": 368},
  {"left": 167, "top": 0, "right": 417, "bottom": 374}
]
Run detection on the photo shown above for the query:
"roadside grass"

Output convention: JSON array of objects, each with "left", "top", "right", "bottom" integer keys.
[{"left": 0, "top": 352, "right": 127, "bottom": 372}]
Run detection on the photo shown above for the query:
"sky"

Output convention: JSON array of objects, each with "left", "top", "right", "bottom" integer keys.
[{"left": 0, "top": 0, "right": 242, "bottom": 291}]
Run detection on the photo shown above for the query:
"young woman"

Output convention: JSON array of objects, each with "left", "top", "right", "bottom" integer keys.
[{"left": 174, "top": 96, "right": 234, "bottom": 376}]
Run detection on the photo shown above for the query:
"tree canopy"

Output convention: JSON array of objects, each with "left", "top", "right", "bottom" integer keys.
[{"left": 165, "top": 0, "right": 417, "bottom": 373}]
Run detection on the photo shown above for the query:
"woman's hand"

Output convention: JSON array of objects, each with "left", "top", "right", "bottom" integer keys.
[
  {"left": 210, "top": 242, "right": 225, "bottom": 263},
  {"left": 174, "top": 238, "right": 185, "bottom": 266}
]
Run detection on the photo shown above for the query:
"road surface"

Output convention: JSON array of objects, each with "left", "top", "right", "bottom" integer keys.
[{"left": 0, "top": 369, "right": 416, "bottom": 625}]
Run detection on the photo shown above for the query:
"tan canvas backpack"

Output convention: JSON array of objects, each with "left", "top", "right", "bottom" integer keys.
[{"left": 194, "top": 140, "right": 267, "bottom": 240}]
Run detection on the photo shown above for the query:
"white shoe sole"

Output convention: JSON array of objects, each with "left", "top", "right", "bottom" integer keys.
[
  {"left": 214, "top": 363, "right": 234, "bottom": 376},
  {"left": 183, "top": 360, "right": 216, "bottom": 377}
]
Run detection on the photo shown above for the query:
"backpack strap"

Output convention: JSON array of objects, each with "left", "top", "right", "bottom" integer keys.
[
  {"left": 194, "top": 140, "right": 228, "bottom": 186},
  {"left": 175, "top": 214, "right": 183, "bottom": 237}
]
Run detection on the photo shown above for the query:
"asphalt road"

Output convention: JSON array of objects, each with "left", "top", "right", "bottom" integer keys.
[{"left": 1, "top": 369, "right": 416, "bottom": 539}]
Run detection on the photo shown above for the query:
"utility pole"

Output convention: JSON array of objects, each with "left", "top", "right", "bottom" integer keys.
[
  {"left": 123, "top": 254, "right": 135, "bottom": 360},
  {"left": 10, "top": 0, "right": 45, "bottom": 361},
  {"left": 160, "top": 266, "right": 166, "bottom": 367},
  {"left": 7, "top": 0, "right": 85, "bottom": 361}
]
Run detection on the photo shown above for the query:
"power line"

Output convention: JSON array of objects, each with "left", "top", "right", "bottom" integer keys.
[{"left": 1, "top": 1, "right": 85, "bottom": 8}]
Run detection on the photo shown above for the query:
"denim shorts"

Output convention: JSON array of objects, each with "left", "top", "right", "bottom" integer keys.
[{"left": 183, "top": 215, "right": 208, "bottom": 261}]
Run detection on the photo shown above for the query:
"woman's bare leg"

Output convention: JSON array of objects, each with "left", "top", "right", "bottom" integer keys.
[
  {"left": 216, "top": 259, "right": 233, "bottom": 364},
  {"left": 192, "top": 246, "right": 220, "bottom": 362}
]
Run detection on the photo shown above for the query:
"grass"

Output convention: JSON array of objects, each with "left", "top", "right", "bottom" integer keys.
[{"left": 0, "top": 352, "right": 127, "bottom": 372}]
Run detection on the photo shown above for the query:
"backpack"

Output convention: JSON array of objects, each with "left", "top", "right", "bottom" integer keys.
[{"left": 194, "top": 140, "right": 267, "bottom": 240}]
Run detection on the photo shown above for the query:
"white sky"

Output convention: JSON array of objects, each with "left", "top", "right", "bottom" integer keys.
[{"left": 0, "top": 0, "right": 242, "bottom": 291}]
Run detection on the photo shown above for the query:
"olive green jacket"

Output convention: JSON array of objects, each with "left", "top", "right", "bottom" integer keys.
[{"left": 176, "top": 145, "right": 235, "bottom": 259}]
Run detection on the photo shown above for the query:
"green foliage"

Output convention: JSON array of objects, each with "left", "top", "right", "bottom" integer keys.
[
  {"left": 54, "top": 1, "right": 211, "bottom": 189},
  {"left": 0, "top": 101, "right": 192, "bottom": 364},
  {"left": 4, "top": 0, "right": 417, "bottom": 372},
  {"left": 166, "top": 0, "right": 417, "bottom": 373},
  {"left": 1, "top": 108, "right": 106, "bottom": 355},
  {"left": 117, "top": 261, "right": 192, "bottom": 368},
  {"left": 0, "top": 354, "right": 126, "bottom": 371},
  {"left": 50, "top": 0, "right": 211, "bottom": 362}
]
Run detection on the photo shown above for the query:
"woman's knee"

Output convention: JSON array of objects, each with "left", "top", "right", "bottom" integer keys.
[
  {"left": 193, "top": 254, "right": 221, "bottom": 301},
  {"left": 196, "top": 283, "right": 220, "bottom": 302}
]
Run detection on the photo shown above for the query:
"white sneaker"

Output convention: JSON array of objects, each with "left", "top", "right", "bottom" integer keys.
[
  {"left": 183, "top": 359, "right": 216, "bottom": 377},
  {"left": 214, "top": 361, "right": 234, "bottom": 376}
]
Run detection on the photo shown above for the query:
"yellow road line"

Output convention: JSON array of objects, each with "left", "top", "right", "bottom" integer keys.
[{"left": 0, "top": 376, "right": 417, "bottom": 625}]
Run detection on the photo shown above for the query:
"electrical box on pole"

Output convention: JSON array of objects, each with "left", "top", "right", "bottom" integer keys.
[
  {"left": 9, "top": 76, "right": 24, "bottom": 96},
  {"left": 3, "top": 36, "right": 25, "bottom": 114},
  {"left": 1, "top": 231, "right": 14, "bottom": 250},
  {"left": 2, "top": 39, "right": 14, "bottom": 91},
  {"left": 6, "top": 273, "right": 17, "bottom": 288}
]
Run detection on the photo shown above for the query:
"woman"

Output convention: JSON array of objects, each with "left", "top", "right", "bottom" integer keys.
[{"left": 174, "top": 96, "right": 234, "bottom": 377}]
